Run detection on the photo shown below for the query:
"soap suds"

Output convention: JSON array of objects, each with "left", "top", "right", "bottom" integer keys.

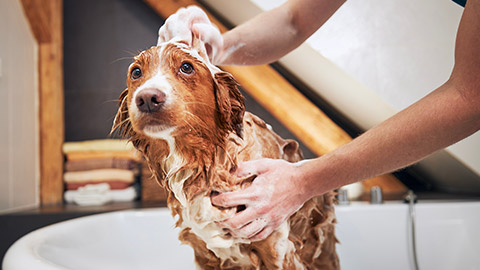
[
  {"left": 180, "top": 194, "right": 252, "bottom": 265},
  {"left": 215, "top": 42, "right": 245, "bottom": 65}
]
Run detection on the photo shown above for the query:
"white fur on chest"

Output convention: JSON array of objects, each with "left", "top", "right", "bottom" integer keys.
[
  {"left": 153, "top": 133, "right": 251, "bottom": 265},
  {"left": 166, "top": 158, "right": 252, "bottom": 265},
  {"left": 181, "top": 196, "right": 252, "bottom": 265}
]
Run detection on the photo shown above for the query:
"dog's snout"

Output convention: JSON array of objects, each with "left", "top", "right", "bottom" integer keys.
[{"left": 136, "top": 89, "right": 166, "bottom": 113}]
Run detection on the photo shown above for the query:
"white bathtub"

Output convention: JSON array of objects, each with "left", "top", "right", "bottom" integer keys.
[
  {"left": 3, "top": 201, "right": 480, "bottom": 270},
  {"left": 336, "top": 201, "right": 480, "bottom": 270}
]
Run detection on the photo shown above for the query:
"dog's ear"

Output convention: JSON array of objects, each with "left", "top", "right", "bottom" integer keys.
[
  {"left": 111, "top": 88, "right": 132, "bottom": 137},
  {"left": 282, "top": 139, "right": 304, "bottom": 162},
  {"left": 214, "top": 72, "right": 245, "bottom": 138}
]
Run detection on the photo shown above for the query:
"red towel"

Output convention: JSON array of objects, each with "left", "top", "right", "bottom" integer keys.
[{"left": 66, "top": 181, "right": 132, "bottom": 190}]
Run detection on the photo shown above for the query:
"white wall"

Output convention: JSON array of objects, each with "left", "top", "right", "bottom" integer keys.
[
  {"left": 0, "top": 0, "right": 39, "bottom": 213},
  {"left": 203, "top": 0, "right": 480, "bottom": 193}
]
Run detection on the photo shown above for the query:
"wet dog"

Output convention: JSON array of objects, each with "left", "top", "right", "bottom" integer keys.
[{"left": 112, "top": 35, "right": 339, "bottom": 269}]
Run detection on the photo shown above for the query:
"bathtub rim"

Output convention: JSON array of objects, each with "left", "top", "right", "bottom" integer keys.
[{"left": 3, "top": 199, "right": 480, "bottom": 270}]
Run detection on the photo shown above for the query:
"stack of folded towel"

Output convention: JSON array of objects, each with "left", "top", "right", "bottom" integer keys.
[{"left": 63, "top": 139, "right": 140, "bottom": 206}]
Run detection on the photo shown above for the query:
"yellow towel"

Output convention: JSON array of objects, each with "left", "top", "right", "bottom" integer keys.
[
  {"left": 63, "top": 139, "right": 135, "bottom": 153},
  {"left": 63, "top": 169, "right": 135, "bottom": 183},
  {"left": 65, "top": 151, "right": 141, "bottom": 162}
]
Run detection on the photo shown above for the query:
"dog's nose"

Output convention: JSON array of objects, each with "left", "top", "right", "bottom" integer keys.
[{"left": 135, "top": 89, "right": 166, "bottom": 113}]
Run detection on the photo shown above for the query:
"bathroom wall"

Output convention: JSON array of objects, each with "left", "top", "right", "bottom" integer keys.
[
  {"left": 63, "top": 0, "right": 164, "bottom": 142},
  {"left": 0, "top": 0, "right": 39, "bottom": 213},
  {"left": 202, "top": 0, "right": 480, "bottom": 193}
]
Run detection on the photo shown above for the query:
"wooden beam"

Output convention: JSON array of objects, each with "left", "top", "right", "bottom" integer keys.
[
  {"left": 21, "top": 0, "right": 65, "bottom": 205},
  {"left": 144, "top": 0, "right": 407, "bottom": 195},
  {"left": 20, "top": 0, "right": 53, "bottom": 43},
  {"left": 226, "top": 65, "right": 352, "bottom": 155}
]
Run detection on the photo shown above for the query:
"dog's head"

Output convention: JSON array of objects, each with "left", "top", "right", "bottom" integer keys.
[{"left": 113, "top": 39, "right": 245, "bottom": 151}]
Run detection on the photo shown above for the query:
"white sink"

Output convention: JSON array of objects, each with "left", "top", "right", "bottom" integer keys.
[{"left": 4, "top": 201, "right": 480, "bottom": 270}]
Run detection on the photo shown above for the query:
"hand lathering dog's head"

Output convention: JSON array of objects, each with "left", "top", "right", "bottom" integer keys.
[{"left": 113, "top": 39, "right": 245, "bottom": 147}]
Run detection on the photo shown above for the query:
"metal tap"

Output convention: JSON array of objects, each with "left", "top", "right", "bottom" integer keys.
[{"left": 370, "top": 186, "right": 383, "bottom": 204}]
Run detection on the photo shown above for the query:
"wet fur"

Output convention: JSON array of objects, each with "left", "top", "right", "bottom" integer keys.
[{"left": 112, "top": 42, "right": 339, "bottom": 269}]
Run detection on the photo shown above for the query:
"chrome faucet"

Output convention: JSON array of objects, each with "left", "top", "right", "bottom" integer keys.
[
  {"left": 370, "top": 186, "right": 383, "bottom": 204},
  {"left": 404, "top": 190, "right": 420, "bottom": 270}
]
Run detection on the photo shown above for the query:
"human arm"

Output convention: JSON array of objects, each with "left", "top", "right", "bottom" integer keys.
[
  {"left": 217, "top": 0, "right": 345, "bottom": 65},
  {"left": 212, "top": 0, "right": 480, "bottom": 241},
  {"left": 157, "top": 0, "right": 345, "bottom": 65}
]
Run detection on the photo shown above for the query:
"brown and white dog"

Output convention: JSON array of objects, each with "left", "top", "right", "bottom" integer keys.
[{"left": 112, "top": 35, "right": 339, "bottom": 269}]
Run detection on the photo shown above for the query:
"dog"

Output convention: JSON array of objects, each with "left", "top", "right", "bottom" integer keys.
[{"left": 112, "top": 34, "right": 339, "bottom": 269}]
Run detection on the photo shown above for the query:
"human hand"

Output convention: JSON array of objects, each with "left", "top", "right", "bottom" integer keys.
[
  {"left": 157, "top": 5, "right": 223, "bottom": 63},
  {"left": 211, "top": 158, "right": 310, "bottom": 242}
]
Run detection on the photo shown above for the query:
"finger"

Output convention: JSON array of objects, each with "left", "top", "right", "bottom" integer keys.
[
  {"left": 158, "top": 16, "right": 183, "bottom": 45},
  {"left": 235, "top": 159, "right": 270, "bottom": 178},
  {"left": 186, "top": 6, "right": 210, "bottom": 24},
  {"left": 192, "top": 23, "right": 222, "bottom": 49},
  {"left": 250, "top": 226, "right": 275, "bottom": 242},
  {"left": 158, "top": 8, "right": 193, "bottom": 44},
  {"left": 167, "top": 19, "right": 191, "bottom": 42},
  {"left": 218, "top": 207, "right": 256, "bottom": 230},
  {"left": 157, "top": 26, "right": 171, "bottom": 45},
  {"left": 211, "top": 188, "right": 256, "bottom": 208},
  {"left": 231, "top": 218, "right": 268, "bottom": 239}
]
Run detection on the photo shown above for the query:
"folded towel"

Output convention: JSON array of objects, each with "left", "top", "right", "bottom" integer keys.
[
  {"left": 66, "top": 180, "right": 132, "bottom": 190},
  {"left": 63, "top": 169, "right": 135, "bottom": 183},
  {"left": 65, "top": 157, "right": 138, "bottom": 172},
  {"left": 64, "top": 183, "right": 112, "bottom": 206},
  {"left": 63, "top": 139, "right": 135, "bottom": 153},
  {"left": 64, "top": 184, "right": 138, "bottom": 206},
  {"left": 65, "top": 151, "right": 141, "bottom": 162}
]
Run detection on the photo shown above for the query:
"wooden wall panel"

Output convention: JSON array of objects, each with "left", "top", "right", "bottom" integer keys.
[{"left": 21, "top": 0, "right": 64, "bottom": 205}]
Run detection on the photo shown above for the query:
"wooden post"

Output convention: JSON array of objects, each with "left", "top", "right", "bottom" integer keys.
[
  {"left": 21, "top": 0, "right": 65, "bottom": 205},
  {"left": 144, "top": 0, "right": 407, "bottom": 195}
]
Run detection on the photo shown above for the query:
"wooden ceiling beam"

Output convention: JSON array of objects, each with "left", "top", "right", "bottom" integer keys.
[{"left": 20, "top": 0, "right": 53, "bottom": 43}]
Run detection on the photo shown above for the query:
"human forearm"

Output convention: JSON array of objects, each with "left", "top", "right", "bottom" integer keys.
[
  {"left": 298, "top": 0, "right": 480, "bottom": 198},
  {"left": 216, "top": 0, "right": 345, "bottom": 65},
  {"left": 299, "top": 80, "right": 480, "bottom": 198}
]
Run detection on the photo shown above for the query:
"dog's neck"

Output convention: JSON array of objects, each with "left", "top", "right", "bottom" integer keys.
[{"left": 137, "top": 126, "right": 243, "bottom": 207}]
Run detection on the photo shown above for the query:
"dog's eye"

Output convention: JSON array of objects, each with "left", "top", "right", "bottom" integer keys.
[
  {"left": 180, "top": 62, "right": 194, "bottom": 75},
  {"left": 131, "top": 67, "right": 142, "bottom": 80}
]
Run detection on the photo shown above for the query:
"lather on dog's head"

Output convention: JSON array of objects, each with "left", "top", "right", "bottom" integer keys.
[{"left": 112, "top": 38, "right": 245, "bottom": 163}]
